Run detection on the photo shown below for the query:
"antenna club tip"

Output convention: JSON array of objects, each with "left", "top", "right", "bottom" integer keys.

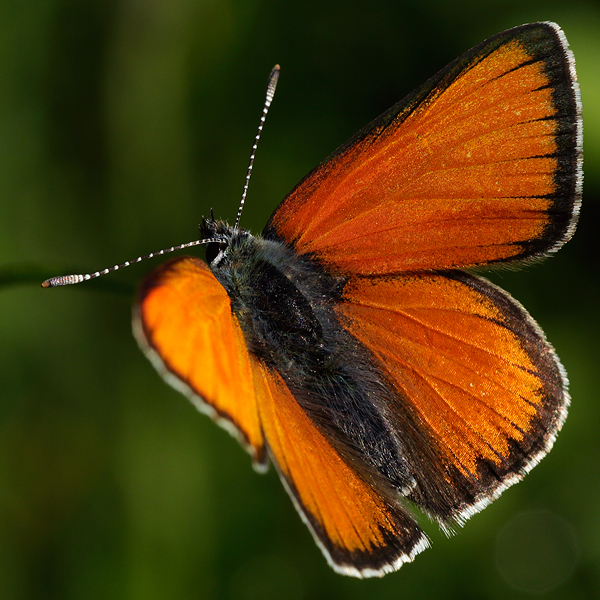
[
  {"left": 42, "top": 274, "right": 84, "bottom": 287},
  {"left": 269, "top": 65, "right": 280, "bottom": 86}
]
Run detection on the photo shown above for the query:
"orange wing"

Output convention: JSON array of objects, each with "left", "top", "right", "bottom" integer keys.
[
  {"left": 336, "top": 271, "right": 567, "bottom": 522},
  {"left": 134, "top": 256, "right": 266, "bottom": 467},
  {"left": 135, "top": 255, "right": 429, "bottom": 576},
  {"left": 251, "top": 357, "right": 428, "bottom": 576},
  {"left": 265, "top": 23, "right": 581, "bottom": 275}
]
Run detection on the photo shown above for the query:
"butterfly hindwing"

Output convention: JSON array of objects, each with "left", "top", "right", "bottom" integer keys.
[
  {"left": 336, "top": 271, "right": 567, "bottom": 523},
  {"left": 264, "top": 22, "right": 581, "bottom": 275}
]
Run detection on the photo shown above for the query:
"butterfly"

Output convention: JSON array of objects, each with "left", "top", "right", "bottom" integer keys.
[{"left": 44, "top": 22, "right": 582, "bottom": 578}]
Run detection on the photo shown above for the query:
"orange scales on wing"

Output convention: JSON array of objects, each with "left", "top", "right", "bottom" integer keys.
[
  {"left": 138, "top": 257, "right": 265, "bottom": 463},
  {"left": 269, "top": 39, "right": 559, "bottom": 275},
  {"left": 251, "top": 357, "right": 424, "bottom": 569},
  {"left": 337, "top": 273, "right": 550, "bottom": 479}
]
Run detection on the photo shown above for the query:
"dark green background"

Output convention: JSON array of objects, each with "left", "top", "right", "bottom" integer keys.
[{"left": 2, "top": 1, "right": 599, "bottom": 599}]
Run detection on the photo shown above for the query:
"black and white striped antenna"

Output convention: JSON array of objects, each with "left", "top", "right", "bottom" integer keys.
[
  {"left": 42, "top": 65, "right": 280, "bottom": 288},
  {"left": 235, "top": 64, "right": 280, "bottom": 229},
  {"left": 41, "top": 236, "right": 226, "bottom": 288}
]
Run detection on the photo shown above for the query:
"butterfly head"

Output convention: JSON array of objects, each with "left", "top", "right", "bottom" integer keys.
[{"left": 200, "top": 216, "right": 254, "bottom": 268}]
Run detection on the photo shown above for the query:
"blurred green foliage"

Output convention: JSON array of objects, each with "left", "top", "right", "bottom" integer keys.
[{"left": 1, "top": 1, "right": 599, "bottom": 599}]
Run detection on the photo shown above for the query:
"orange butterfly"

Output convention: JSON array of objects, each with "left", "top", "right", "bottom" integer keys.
[{"left": 45, "top": 22, "right": 582, "bottom": 577}]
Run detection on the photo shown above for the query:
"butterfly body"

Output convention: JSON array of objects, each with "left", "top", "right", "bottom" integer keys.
[{"left": 195, "top": 219, "right": 419, "bottom": 497}]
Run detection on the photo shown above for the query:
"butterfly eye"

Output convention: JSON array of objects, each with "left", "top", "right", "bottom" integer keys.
[{"left": 205, "top": 241, "right": 225, "bottom": 265}]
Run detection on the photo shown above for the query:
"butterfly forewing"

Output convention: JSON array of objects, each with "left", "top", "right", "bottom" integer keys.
[
  {"left": 252, "top": 358, "right": 429, "bottom": 577},
  {"left": 264, "top": 23, "right": 581, "bottom": 275},
  {"left": 135, "top": 256, "right": 267, "bottom": 466}
]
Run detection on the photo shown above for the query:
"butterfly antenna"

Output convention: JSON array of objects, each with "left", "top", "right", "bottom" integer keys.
[
  {"left": 41, "top": 236, "right": 225, "bottom": 288},
  {"left": 234, "top": 64, "right": 280, "bottom": 230},
  {"left": 43, "top": 67, "right": 279, "bottom": 289}
]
